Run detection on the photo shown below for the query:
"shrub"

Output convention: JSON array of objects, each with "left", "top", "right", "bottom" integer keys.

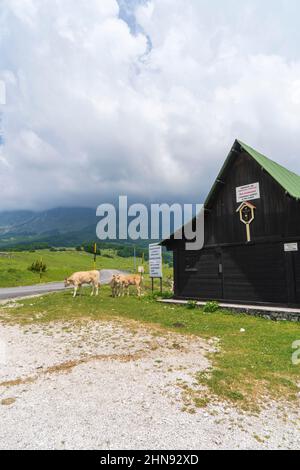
[
  {"left": 161, "top": 291, "right": 174, "bottom": 300},
  {"left": 187, "top": 300, "right": 198, "bottom": 310},
  {"left": 203, "top": 301, "right": 220, "bottom": 313},
  {"left": 83, "top": 244, "right": 101, "bottom": 255},
  {"left": 147, "top": 291, "right": 174, "bottom": 301},
  {"left": 28, "top": 259, "right": 47, "bottom": 273}
]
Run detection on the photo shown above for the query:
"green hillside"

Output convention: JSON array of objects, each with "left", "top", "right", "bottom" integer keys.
[{"left": 0, "top": 249, "right": 135, "bottom": 287}]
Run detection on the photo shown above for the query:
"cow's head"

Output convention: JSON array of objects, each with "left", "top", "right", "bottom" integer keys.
[{"left": 64, "top": 278, "right": 71, "bottom": 287}]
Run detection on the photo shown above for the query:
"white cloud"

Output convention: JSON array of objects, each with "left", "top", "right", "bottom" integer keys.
[
  {"left": 0, "top": 79, "right": 6, "bottom": 105},
  {"left": 1, "top": 0, "right": 300, "bottom": 209}
]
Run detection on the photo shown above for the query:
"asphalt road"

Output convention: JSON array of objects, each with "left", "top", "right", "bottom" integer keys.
[{"left": 0, "top": 269, "right": 124, "bottom": 301}]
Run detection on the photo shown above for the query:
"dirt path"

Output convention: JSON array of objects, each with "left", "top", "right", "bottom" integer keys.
[{"left": 0, "top": 320, "right": 299, "bottom": 450}]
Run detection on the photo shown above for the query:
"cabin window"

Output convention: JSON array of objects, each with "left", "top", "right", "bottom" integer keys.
[{"left": 185, "top": 254, "right": 198, "bottom": 272}]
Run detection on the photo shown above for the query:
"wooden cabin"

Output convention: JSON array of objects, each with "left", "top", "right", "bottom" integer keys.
[{"left": 162, "top": 139, "right": 300, "bottom": 306}]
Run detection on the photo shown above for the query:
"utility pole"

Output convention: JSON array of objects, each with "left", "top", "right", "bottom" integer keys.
[
  {"left": 39, "top": 257, "right": 43, "bottom": 284},
  {"left": 133, "top": 246, "right": 136, "bottom": 272},
  {"left": 93, "top": 243, "right": 97, "bottom": 270}
]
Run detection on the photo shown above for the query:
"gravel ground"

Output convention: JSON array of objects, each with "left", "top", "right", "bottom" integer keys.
[{"left": 0, "top": 319, "right": 299, "bottom": 450}]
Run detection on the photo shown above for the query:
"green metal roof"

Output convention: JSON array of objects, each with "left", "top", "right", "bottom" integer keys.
[
  {"left": 161, "top": 139, "right": 300, "bottom": 245},
  {"left": 205, "top": 140, "right": 300, "bottom": 208},
  {"left": 237, "top": 140, "right": 300, "bottom": 199}
]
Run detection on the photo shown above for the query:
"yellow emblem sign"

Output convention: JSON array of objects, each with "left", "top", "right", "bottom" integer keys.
[{"left": 236, "top": 201, "right": 256, "bottom": 242}]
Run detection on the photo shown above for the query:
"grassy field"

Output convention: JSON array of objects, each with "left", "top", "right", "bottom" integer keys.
[
  {"left": 1, "top": 285, "right": 299, "bottom": 411},
  {"left": 0, "top": 249, "right": 156, "bottom": 287}
]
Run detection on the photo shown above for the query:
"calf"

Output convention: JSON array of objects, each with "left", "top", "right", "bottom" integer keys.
[
  {"left": 114, "top": 273, "right": 143, "bottom": 298},
  {"left": 64, "top": 270, "right": 100, "bottom": 298},
  {"left": 110, "top": 274, "right": 121, "bottom": 298}
]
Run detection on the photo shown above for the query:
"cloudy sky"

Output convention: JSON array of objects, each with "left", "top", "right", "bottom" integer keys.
[{"left": 1, "top": 0, "right": 300, "bottom": 210}]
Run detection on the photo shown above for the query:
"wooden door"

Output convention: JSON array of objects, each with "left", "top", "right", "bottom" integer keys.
[
  {"left": 177, "top": 249, "right": 223, "bottom": 299},
  {"left": 222, "top": 243, "right": 288, "bottom": 304}
]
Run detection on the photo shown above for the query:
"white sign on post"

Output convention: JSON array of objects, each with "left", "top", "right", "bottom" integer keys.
[
  {"left": 236, "top": 182, "right": 260, "bottom": 203},
  {"left": 149, "top": 244, "right": 162, "bottom": 278},
  {"left": 284, "top": 243, "right": 298, "bottom": 252}
]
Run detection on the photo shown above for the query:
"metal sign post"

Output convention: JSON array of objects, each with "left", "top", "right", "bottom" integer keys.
[
  {"left": 149, "top": 244, "right": 163, "bottom": 293},
  {"left": 133, "top": 246, "right": 136, "bottom": 272},
  {"left": 93, "top": 243, "right": 97, "bottom": 270},
  {"left": 39, "top": 257, "right": 43, "bottom": 284}
]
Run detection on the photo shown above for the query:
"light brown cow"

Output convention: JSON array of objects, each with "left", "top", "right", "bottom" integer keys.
[
  {"left": 64, "top": 270, "right": 100, "bottom": 298},
  {"left": 112, "top": 273, "right": 143, "bottom": 298},
  {"left": 110, "top": 274, "right": 122, "bottom": 298}
]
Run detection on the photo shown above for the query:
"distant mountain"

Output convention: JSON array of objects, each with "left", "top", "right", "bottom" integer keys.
[
  {"left": 0, "top": 206, "right": 171, "bottom": 250},
  {"left": 0, "top": 210, "right": 35, "bottom": 231},
  {"left": 0, "top": 207, "right": 98, "bottom": 247}
]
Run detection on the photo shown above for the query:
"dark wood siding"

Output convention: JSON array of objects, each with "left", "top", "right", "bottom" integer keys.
[
  {"left": 176, "top": 243, "right": 293, "bottom": 305},
  {"left": 222, "top": 243, "right": 288, "bottom": 303},
  {"left": 292, "top": 251, "right": 300, "bottom": 303},
  {"left": 204, "top": 150, "right": 300, "bottom": 247},
  {"left": 176, "top": 249, "right": 222, "bottom": 299},
  {"left": 166, "top": 143, "right": 300, "bottom": 306}
]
